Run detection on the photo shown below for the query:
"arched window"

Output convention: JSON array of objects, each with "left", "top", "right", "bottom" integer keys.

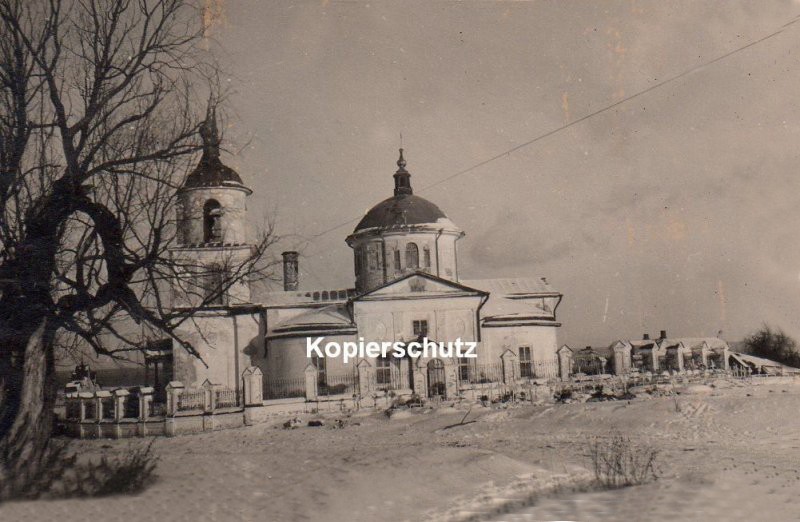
[
  {"left": 405, "top": 243, "right": 419, "bottom": 269},
  {"left": 423, "top": 246, "right": 431, "bottom": 269},
  {"left": 204, "top": 265, "right": 225, "bottom": 305},
  {"left": 203, "top": 200, "right": 223, "bottom": 243}
]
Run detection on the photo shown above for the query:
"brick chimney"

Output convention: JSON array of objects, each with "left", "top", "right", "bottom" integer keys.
[{"left": 282, "top": 251, "right": 299, "bottom": 291}]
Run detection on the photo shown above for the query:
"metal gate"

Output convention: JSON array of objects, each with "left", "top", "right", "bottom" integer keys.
[{"left": 427, "top": 359, "right": 446, "bottom": 398}]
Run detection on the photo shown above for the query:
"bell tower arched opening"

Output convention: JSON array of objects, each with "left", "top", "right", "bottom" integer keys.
[{"left": 203, "top": 199, "right": 223, "bottom": 243}]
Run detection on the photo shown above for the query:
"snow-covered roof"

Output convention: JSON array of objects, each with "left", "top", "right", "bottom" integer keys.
[
  {"left": 462, "top": 277, "right": 559, "bottom": 296},
  {"left": 463, "top": 278, "right": 561, "bottom": 324}
]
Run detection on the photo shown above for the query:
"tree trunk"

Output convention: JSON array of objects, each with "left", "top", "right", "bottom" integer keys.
[{"left": 0, "top": 317, "right": 56, "bottom": 499}]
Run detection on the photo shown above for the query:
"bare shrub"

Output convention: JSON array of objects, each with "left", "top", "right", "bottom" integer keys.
[
  {"left": 588, "top": 434, "right": 659, "bottom": 488},
  {"left": 1, "top": 439, "right": 158, "bottom": 501}
]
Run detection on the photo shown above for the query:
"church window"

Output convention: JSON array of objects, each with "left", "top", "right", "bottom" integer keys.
[
  {"left": 204, "top": 265, "right": 226, "bottom": 306},
  {"left": 423, "top": 246, "right": 431, "bottom": 269},
  {"left": 412, "top": 319, "right": 428, "bottom": 337},
  {"left": 376, "top": 356, "right": 391, "bottom": 386},
  {"left": 519, "top": 346, "right": 532, "bottom": 378},
  {"left": 405, "top": 243, "right": 419, "bottom": 269},
  {"left": 203, "top": 200, "right": 223, "bottom": 243},
  {"left": 394, "top": 249, "right": 401, "bottom": 273}
]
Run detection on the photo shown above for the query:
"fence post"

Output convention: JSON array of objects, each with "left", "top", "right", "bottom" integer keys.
[
  {"left": 501, "top": 349, "right": 518, "bottom": 385},
  {"left": 112, "top": 389, "right": 129, "bottom": 421},
  {"left": 304, "top": 364, "right": 318, "bottom": 401},
  {"left": 139, "top": 387, "right": 154, "bottom": 421},
  {"left": 357, "top": 359, "right": 372, "bottom": 399},
  {"left": 242, "top": 367, "right": 263, "bottom": 406},
  {"left": 165, "top": 381, "right": 184, "bottom": 416},
  {"left": 95, "top": 390, "right": 111, "bottom": 422},
  {"left": 78, "top": 391, "right": 93, "bottom": 421},
  {"left": 201, "top": 380, "right": 215, "bottom": 413},
  {"left": 557, "top": 346, "right": 573, "bottom": 381}
]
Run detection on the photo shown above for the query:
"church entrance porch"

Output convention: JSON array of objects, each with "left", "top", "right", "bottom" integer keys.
[{"left": 427, "top": 359, "right": 446, "bottom": 398}]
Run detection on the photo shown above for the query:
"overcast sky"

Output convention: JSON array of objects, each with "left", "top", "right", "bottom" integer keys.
[{"left": 210, "top": 0, "right": 800, "bottom": 348}]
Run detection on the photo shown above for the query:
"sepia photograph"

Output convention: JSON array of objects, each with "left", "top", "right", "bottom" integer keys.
[{"left": 1, "top": 1, "right": 800, "bottom": 520}]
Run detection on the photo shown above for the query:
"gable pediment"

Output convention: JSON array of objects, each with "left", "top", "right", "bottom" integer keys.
[{"left": 354, "top": 272, "right": 486, "bottom": 301}]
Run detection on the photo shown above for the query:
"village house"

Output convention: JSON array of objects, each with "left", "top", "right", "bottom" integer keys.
[{"left": 608, "top": 330, "right": 730, "bottom": 375}]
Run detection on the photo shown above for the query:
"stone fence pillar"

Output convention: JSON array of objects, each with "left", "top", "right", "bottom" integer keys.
[
  {"left": 165, "top": 381, "right": 184, "bottom": 416},
  {"left": 113, "top": 389, "right": 129, "bottom": 421},
  {"left": 242, "top": 367, "right": 263, "bottom": 406},
  {"left": 78, "top": 391, "right": 95, "bottom": 421},
  {"left": 412, "top": 361, "right": 426, "bottom": 398},
  {"left": 201, "top": 380, "right": 216, "bottom": 413},
  {"left": 501, "top": 350, "right": 518, "bottom": 385},
  {"left": 357, "top": 359, "right": 373, "bottom": 397},
  {"left": 612, "top": 346, "right": 628, "bottom": 375},
  {"left": 96, "top": 390, "right": 113, "bottom": 420},
  {"left": 304, "top": 365, "right": 318, "bottom": 401},
  {"left": 139, "top": 387, "right": 154, "bottom": 420},
  {"left": 558, "top": 346, "right": 574, "bottom": 381}
]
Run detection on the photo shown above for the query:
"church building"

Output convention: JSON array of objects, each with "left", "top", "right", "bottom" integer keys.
[{"left": 167, "top": 119, "right": 564, "bottom": 400}]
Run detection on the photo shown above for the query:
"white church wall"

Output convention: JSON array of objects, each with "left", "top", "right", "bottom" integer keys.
[
  {"left": 353, "top": 297, "right": 482, "bottom": 344},
  {"left": 479, "top": 325, "right": 560, "bottom": 370},
  {"left": 265, "top": 334, "right": 357, "bottom": 381},
  {"left": 173, "top": 311, "right": 264, "bottom": 391}
]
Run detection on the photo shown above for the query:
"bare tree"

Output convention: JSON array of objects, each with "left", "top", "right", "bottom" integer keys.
[{"left": 0, "top": 0, "right": 277, "bottom": 495}]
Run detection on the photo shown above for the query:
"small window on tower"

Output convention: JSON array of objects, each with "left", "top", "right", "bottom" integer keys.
[
  {"left": 203, "top": 199, "right": 223, "bottom": 243},
  {"left": 394, "top": 249, "right": 401, "bottom": 273},
  {"left": 204, "top": 265, "right": 226, "bottom": 306}
]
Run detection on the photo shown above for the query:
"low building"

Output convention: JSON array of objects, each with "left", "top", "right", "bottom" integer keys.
[{"left": 609, "top": 330, "right": 730, "bottom": 375}]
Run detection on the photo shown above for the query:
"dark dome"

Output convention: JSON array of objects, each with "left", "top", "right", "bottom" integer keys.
[
  {"left": 183, "top": 156, "right": 244, "bottom": 189},
  {"left": 354, "top": 193, "right": 447, "bottom": 232},
  {"left": 182, "top": 105, "right": 246, "bottom": 189}
]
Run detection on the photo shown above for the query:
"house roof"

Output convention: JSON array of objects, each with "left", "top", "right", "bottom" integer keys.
[
  {"left": 617, "top": 337, "right": 729, "bottom": 353},
  {"left": 463, "top": 278, "right": 561, "bottom": 324},
  {"left": 462, "top": 277, "right": 559, "bottom": 296}
]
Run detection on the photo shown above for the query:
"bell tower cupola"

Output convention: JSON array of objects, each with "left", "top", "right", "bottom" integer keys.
[{"left": 171, "top": 103, "right": 254, "bottom": 307}]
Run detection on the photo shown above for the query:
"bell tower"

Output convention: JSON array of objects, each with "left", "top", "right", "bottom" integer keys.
[{"left": 171, "top": 105, "right": 254, "bottom": 308}]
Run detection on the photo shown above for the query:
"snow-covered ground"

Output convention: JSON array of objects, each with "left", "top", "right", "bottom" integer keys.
[{"left": 4, "top": 377, "right": 800, "bottom": 521}]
